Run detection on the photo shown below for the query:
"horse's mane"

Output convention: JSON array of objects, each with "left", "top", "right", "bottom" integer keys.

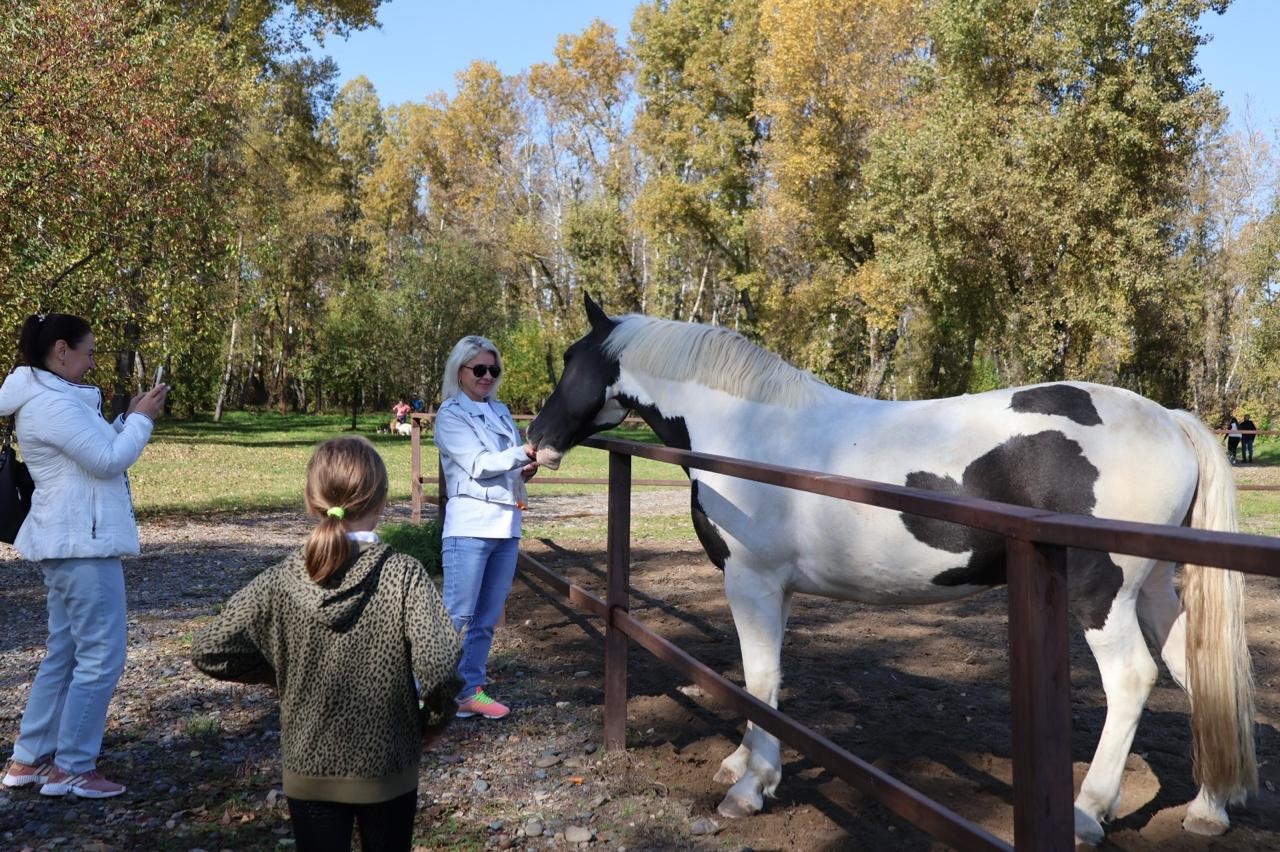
[{"left": 602, "top": 315, "right": 830, "bottom": 408}]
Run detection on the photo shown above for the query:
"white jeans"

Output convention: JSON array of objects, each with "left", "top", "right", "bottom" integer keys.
[{"left": 11, "top": 557, "right": 127, "bottom": 773}]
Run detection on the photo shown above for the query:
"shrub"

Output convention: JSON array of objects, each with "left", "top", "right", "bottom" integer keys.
[{"left": 380, "top": 520, "right": 443, "bottom": 576}]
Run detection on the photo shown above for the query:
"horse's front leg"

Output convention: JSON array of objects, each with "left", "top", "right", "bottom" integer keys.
[{"left": 715, "top": 563, "right": 792, "bottom": 818}]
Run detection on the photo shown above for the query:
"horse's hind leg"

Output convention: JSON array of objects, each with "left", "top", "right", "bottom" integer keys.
[
  {"left": 1137, "top": 563, "right": 1233, "bottom": 836},
  {"left": 1137, "top": 562, "right": 1187, "bottom": 689},
  {"left": 1074, "top": 580, "right": 1159, "bottom": 845},
  {"left": 715, "top": 564, "right": 791, "bottom": 818}
]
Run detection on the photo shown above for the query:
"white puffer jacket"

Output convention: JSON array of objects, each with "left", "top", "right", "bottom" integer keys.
[{"left": 0, "top": 367, "right": 154, "bottom": 561}]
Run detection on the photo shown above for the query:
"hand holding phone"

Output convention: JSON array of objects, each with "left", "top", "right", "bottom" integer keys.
[{"left": 154, "top": 365, "right": 165, "bottom": 387}]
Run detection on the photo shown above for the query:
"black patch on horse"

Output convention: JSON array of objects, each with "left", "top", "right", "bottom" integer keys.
[
  {"left": 691, "top": 480, "right": 730, "bottom": 570},
  {"left": 528, "top": 332, "right": 622, "bottom": 451},
  {"left": 619, "top": 396, "right": 692, "bottom": 452},
  {"left": 901, "top": 430, "right": 1123, "bottom": 630},
  {"left": 1010, "top": 385, "right": 1102, "bottom": 426}
]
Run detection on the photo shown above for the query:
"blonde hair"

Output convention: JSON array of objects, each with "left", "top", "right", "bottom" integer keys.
[
  {"left": 302, "top": 436, "right": 388, "bottom": 585},
  {"left": 442, "top": 335, "right": 504, "bottom": 400}
]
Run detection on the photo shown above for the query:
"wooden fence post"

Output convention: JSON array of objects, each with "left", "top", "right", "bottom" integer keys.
[
  {"left": 604, "top": 450, "right": 632, "bottom": 750},
  {"left": 410, "top": 416, "right": 422, "bottom": 522},
  {"left": 1006, "top": 537, "right": 1073, "bottom": 851}
]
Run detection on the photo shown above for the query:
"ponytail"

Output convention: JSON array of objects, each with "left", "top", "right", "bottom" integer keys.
[
  {"left": 302, "top": 437, "right": 388, "bottom": 585},
  {"left": 303, "top": 513, "right": 353, "bottom": 586},
  {"left": 17, "top": 313, "right": 92, "bottom": 370}
]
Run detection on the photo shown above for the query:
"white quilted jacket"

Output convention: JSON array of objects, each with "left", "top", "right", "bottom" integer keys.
[{"left": 0, "top": 367, "right": 154, "bottom": 561}]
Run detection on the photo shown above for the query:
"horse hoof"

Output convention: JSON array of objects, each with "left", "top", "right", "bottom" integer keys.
[
  {"left": 717, "top": 793, "right": 760, "bottom": 819},
  {"left": 1073, "top": 808, "right": 1104, "bottom": 847},
  {"left": 713, "top": 765, "right": 741, "bottom": 786},
  {"left": 1183, "top": 814, "right": 1229, "bottom": 836}
]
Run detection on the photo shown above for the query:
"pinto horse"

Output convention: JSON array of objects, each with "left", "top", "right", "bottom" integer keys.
[{"left": 527, "top": 295, "right": 1256, "bottom": 845}]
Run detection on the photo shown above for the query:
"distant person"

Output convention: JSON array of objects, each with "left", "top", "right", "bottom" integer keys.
[
  {"left": 0, "top": 313, "right": 167, "bottom": 798},
  {"left": 192, "top": 436, "right": 461, "bottom": 852},
  {"left": 435, "top": 335, "right": 537, "bottom": 720},
  {"left": 1239, "top": 415, "right": 1258, "bottom": 463},
  {"left": 1226, "top": 417, "right": 1241, "bottom": 464},
  {"left": 391, "top": 397, "right": 412, "bottom": 434}
]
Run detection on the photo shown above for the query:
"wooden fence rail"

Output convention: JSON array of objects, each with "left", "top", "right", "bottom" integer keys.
[{"left": 407, "top": 414, "right": 1280, "bottom": 517}]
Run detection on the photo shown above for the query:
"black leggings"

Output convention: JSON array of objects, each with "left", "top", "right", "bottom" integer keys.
[{"left": 287, "top": 789, "right": 417, "bottom": 852}]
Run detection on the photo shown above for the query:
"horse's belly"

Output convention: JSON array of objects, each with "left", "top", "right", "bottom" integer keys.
[
  {"left": 788, "top": 549, "right": 994, "bottom": 605},
  {"left": 706, "top": 488, "right": 992, "bottom": 604}
]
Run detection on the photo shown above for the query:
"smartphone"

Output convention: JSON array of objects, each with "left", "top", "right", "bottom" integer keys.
[{"left": 154, "top": 365, "right": 164, "bottom": 386}]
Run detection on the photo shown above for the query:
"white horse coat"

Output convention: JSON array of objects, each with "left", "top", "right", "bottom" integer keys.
[{"left": 528, "top": 297, "right": 1255, "bottom": 845}]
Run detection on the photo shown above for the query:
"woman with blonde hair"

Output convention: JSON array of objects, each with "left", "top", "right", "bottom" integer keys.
[
  {"left": 193, "top": 436, "right": 461, "bottom": 851},
  {"left": 435, "top": 335, "right": 537, "bottom": 720}
]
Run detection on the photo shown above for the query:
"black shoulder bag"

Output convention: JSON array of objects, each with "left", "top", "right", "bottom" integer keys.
[{"left": 1, "top": 418, "right": 34, "bottom": 544}]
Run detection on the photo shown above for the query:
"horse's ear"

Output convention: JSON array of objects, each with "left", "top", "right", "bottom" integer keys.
[{"left": 584, "top": 292, "right": 614, "bottom": 338}]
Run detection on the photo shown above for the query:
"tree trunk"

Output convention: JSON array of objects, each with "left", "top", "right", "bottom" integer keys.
[
  {"left": 213, "top": 315, "right": 238, "bottom": 422},
  {"left": 111, "top": 318, "right": 140, "bottom": 420}
]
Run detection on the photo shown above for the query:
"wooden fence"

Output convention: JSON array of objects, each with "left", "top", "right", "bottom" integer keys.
[
  {"left": 407, "top": 413, "right": 1280, "bottom": 849},
  {"left": 408, "top": 412, "right": 1280, "bottom": 511}
]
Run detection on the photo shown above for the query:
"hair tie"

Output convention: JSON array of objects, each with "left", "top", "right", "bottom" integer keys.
[{"left": 326, "top": 506, "right": 345, "bottom": 519}]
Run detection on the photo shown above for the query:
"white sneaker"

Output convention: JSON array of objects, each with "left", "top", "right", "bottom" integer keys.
[
  {"left": 2, "top": 757, "right": 54, "bottom": 787},
  {"left": 40, "top": 767, "right": 126, "bottom": 799}
]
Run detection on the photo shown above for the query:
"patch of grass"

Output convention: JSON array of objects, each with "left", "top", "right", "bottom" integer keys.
[
  {"left": 380, "top": 520, "right": 443, "bottom": 575},
  {"left": 186, "top": 713, "right": 223, "bottom": 738},
  {"left": 524, "top": 511, "right": 695, "bottom": 542},
  {"left": 415, "top": 811, "right": 486, "bottom": 850},
  {"left": 132, "top": 411, "right": 673, "bottom": 518},
  {"left": 1238, "top": 490, "right": 1280, "bottom": 536},
  {"left": 134, "top": 411, "right": 423, "bottom": 517}
]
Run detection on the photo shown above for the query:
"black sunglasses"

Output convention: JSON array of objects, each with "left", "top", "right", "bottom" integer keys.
[{"left": 465, "top": 364, "right": 502, "bottom": 378}]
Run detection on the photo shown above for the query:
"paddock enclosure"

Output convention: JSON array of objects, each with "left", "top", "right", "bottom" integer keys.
[
  {"left": 503, "top": 525, "right": 1280, "bottom": 851},
  {"left": 409, "top": 422, "right": 1280, "bottom": 849}
]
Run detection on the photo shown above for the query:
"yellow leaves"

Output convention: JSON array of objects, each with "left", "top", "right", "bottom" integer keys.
[
  {"left": 850, "top": 260, "right": 909, "bottom": 334},
  {"left": 756, "top": 0, "right": 925, "bottom": 270}
]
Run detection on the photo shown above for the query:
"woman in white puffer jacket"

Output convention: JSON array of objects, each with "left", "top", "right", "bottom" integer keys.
[{"left": 0, "top": 313, "right": 166, "bottom": 799}]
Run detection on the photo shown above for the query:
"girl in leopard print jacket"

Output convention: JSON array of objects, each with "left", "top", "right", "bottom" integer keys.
[{"left": 193, "top": 436, "right": 461, "bottom": 851}]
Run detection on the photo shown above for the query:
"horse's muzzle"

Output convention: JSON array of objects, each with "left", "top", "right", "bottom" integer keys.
[{"left": 535, "top": 446, "right": 563, "bottom": 470}]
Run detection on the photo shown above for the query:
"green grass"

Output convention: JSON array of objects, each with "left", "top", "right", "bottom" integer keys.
[
  {"left": 1238, "top": 491, "right": 1280, "bottom": 537},
  {"left": 127, "top": 412, "right": 1280, "bottom": 539},
  {"left": 132, "top": 411, "right": 674, "bottom": 517}
]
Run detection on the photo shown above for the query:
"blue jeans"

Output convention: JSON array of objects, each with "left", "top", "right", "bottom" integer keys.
[
  {"left": 12, "top": 557, "right": 127, "bottom": 773},
  {"left": 442, "top": 537, "right": 518, "bottom": 700}
]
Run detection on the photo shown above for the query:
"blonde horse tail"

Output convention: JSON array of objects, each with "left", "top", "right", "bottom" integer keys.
[{"left": 1171, "top": 409, "right": 1257, "bottom": 803}]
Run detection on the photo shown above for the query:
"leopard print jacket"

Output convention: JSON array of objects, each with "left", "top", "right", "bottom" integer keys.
[{"left": 192, "top": 542, "right": 462, "bottom": 803}]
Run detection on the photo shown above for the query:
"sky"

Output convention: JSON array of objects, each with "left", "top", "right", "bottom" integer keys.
[
  {"left": 310, "top": 0, "right": 1280, "bottom": 132},
  {"left": 310, "top": 1, "right": 640, "bottom": 106}
]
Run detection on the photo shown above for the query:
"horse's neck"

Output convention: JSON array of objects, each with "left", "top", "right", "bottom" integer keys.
[{"left": 620, "top": 370, "right": 859, "bottom": 449}]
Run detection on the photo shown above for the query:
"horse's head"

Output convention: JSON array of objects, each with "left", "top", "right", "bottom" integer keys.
[{"left": 528, "top": 294, "right": 632, "bottom": 469}]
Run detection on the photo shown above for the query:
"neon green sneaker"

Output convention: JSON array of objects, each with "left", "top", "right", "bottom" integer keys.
[{"left": 456, "top": 687, "right": 510, "bottom": 720}]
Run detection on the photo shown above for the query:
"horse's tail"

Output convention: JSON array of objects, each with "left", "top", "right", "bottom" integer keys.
[{"left": 1170, "top": 409, "right": 1257, "bottom": 803}]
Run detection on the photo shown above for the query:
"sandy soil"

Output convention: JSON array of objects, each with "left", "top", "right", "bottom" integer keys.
[{"left": 513, "top": 525, "right": 1280, "bottom": 852}]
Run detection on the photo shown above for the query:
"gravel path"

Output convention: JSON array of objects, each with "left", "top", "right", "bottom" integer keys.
[{"left": 0, "top": 497, "right": 726, "bottom": 852}]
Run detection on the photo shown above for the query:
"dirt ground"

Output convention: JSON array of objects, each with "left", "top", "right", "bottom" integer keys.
[
  {"left": 0, "top": 488, "right": 1277, "bottom": 851},
  {"left": 512, "top": 529, "right": 1280, "bottom": 852}
]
